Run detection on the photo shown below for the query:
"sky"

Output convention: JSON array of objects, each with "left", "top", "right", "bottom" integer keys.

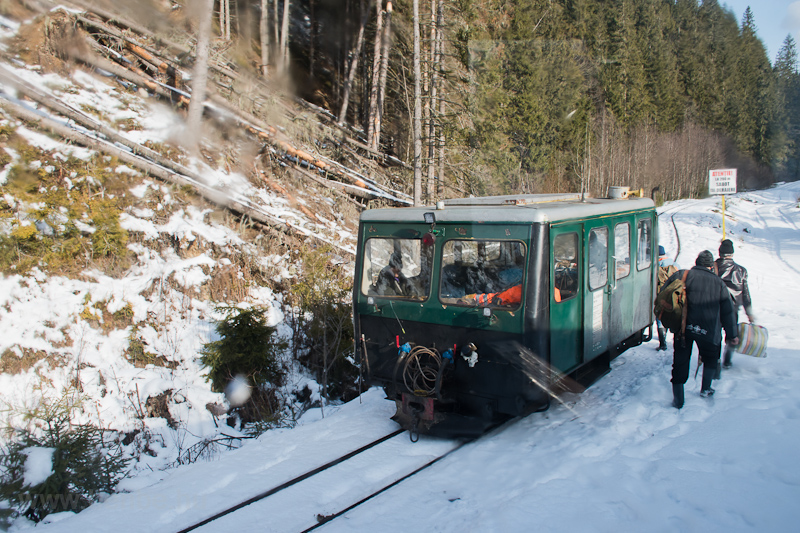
[
  {"left": 722, "top": 1, "right": 800, "bottom": 63},
  {"left": 24, "top": 182, "right": 800, "bottom": 533}
]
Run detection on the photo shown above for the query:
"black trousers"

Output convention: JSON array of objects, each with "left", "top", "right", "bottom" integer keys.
[{"left": 672, "top": 334, "right": 721, "bottom": 385}]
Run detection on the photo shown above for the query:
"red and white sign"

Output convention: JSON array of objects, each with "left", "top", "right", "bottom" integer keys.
[{"left": 709, "top": 168, "right": 737, "bottom": 195}]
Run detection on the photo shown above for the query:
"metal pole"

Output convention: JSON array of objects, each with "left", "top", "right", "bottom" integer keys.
[{"left": 722, "top": 194, "right": 726, "bottom": 239}]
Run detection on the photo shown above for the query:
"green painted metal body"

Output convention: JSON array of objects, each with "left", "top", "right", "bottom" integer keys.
[{"left": 353, "top": 194, "right": 657, "bottom": 433}]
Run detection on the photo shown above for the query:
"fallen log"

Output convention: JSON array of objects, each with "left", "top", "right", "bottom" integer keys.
[{"left": 0, "top": 94, "right": 354, "bottom": 255}]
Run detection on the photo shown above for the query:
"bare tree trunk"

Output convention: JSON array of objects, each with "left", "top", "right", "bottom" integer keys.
[
  {"left": 219, "top": 0, "right": 230, "bottom": 41},
  {"left": 280, "top": 0, "right": 291, "bottom": 76},
  {"left": 426, "top": 0, "right": 437, "bottom": 203},
  {"left": 366, "top": 1, "right": 384, "bottom": 146},
  {"left": 413, "top": 0, "right": 423, "bottom": 206},
  {"left": 373, "top": 1, "right": 392, "bottom": 151},
  {"left": 225, "top": 0, "right": 231, "bottom": 40},
  {"left": 260, "top": 0, "right": 270, "bottom": 78},
  {"left": 339, "top": 0, "right": 372, "bottom": 124},
  {"left": 187, "top": 0, "right": 215, "bottom": 152},
  {"left": 273, "top": 0, "right": 279, "bottom": 62},
  {"left": 309, "top": 0, "right": 316, "bottom": 77},
  {"left": 219, "top": 0, "right": 225, "bottom": 40},
  {"left": 436, "top": 0, "right": 444, "bottom": 199}
]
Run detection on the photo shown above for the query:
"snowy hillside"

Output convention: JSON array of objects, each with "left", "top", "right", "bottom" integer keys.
[
  {"left": 1, "top": 4, "right": 367, "bottom": 517},
  {"left": 24, "top": 182, "right": 800, "bottom": 532}
]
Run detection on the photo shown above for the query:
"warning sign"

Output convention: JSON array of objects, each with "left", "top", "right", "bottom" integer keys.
[{"left": 709, "top": 168, "right": 737, "bottom": 195}]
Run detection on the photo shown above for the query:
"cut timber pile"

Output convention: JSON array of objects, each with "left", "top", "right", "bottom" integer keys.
[{"left": 0, "top": 3, "right": 414, "bottom": 254}]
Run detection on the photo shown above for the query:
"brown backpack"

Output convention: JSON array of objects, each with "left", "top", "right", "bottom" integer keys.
[
  {"left": 657, "top": 264, "right": 679, "bottom": 293},
  {"left": 654, "top": 270, "right": 689, "bottom": 333}
]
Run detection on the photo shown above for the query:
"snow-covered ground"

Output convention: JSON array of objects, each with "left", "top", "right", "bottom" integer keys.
[{"left": 24, "top": 182, "right": 800, "bottom": 532}]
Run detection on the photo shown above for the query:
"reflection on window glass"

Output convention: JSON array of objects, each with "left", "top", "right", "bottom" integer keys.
[
  {"left": 637, "top": 219, "right": 652, "bottom": 270},
  {"left": 439, "top": 240, "right": 526, "bottom": 308},
  {"left": 553, "top": 233, "right": 578, "bottom": 302},
  {"left": 589, "top": 227, "right": 608, "bottom": 290},
  {"left": 361, "top": 238, "right": 432, "bottom": 300},
  {"left": 615, "top": 223, "right": 630, "bottom": 279}
]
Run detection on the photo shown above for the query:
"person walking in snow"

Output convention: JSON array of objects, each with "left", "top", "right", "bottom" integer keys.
[
  {"left": 655, "top": 245, "right": 679, "bottom": 351},
  {"left": 666, "top": 250, "right": 738, "bottom": 409},
  {"left": 715, "top": 239, "right": 756, "bottom": 370}
]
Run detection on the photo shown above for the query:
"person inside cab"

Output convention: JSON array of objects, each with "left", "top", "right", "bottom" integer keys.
[{"left": 376, "top": 251, "right": 410, "bottom": 296}]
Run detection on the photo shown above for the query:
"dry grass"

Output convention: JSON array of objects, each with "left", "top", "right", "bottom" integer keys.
[{"left": 0, "top": 347, "right": 64, "bottom": 374}]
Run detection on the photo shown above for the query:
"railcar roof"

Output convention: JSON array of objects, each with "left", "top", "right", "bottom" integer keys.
[{"left": 360, "top": 195, "right": 655, "bottom": 224}]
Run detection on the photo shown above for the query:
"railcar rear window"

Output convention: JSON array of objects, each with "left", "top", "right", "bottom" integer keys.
[
  {"left": 439, "top": 240, "right": 526, "bottom": 309},
  {"left": 361, "top": 238, "right": 432, "bottom": 300},
  {"left": 637, "top": 219, "right": 652, "bottom": 270},
  {"left": 553, "top": 233, "right": 578, "bottom": 302},
  {"left": 615, "top": 222, "right": 631, "bottom": 279},
  {"left": 589, "top": 227, "right": 609, "bottom": 290}
]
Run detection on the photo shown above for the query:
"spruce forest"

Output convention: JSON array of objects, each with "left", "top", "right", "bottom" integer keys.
[{"left": 251, "top": 0, "right": 798, "bottom": 201}]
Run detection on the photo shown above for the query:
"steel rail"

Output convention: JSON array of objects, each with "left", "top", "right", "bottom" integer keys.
[{"left": 175, "top": 429, "right": 405, "bottom": 533}]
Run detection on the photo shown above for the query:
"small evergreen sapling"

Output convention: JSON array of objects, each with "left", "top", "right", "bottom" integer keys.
[
  {"left": 0, "top": 392, "right": 129, "bottom": 524},
  {"left": 200, "top": 306, "right": 285, "bottom": 401}
]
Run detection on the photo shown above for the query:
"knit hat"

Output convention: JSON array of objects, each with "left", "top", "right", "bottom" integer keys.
[
  {"left": 719, "top": 239, "right": 734, "bottom": 256},
  {"left": 658, "top": 245, "right": 666, "bottom": 257},
  {"left": 695, "top": 250, "right": 714, "bottom": 269}
]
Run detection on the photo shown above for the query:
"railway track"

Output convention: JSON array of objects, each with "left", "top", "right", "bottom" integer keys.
[
  {"left": 175, "top": 422, "right": 505, "bottom": 532},
  {"left": 657, "top": 202, "right": 690, "bottom": 261}
]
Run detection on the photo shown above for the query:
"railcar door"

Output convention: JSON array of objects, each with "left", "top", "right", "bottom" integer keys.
[
  {"left": 584, "top": 221, "right": 611, "bottom": 360},
  {"left": 608, "top": 216, "right": 635, "bottom": 348},
  {"left": 549, "top": 225, "right": 583, "bottom": 374},
  {"left": 632, "top": 215, "right": 656, "bottom": 332}
]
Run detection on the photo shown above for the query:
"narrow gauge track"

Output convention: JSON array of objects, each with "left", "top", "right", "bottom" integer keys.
[
  {"left": 657, "top": 202, "right": 690, "bottom": 262},
  {"left": 177, "top": 422, "right": 507, "bottom": 533},
  {"left": 176, "top": 429, "right": 404, "bottom": 532}
]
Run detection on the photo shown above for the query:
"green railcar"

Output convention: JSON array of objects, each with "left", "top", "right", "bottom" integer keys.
[{"left": 353, "top": 192, "right": 658, "bottom": 436}]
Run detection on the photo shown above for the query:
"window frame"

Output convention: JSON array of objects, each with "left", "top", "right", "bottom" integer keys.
[
  {"left": 553, "top": 232, "right": 579, "bottom": 303},
  {"left": 438, "top": 238, "right": 527, "bottom": 310},
  {"left": 588, "top": 226, "right": 609, "bottom": 291},
  {"left": 614, "top": 222, "right": 631, "bottom": 280},
  {"left": 636, "top": 219, "right": 653, "bottom": 271}
]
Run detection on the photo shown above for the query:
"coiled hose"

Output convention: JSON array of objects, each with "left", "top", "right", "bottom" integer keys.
[{"left": 402, "top": 346, "right": 443, "bottom": 397}]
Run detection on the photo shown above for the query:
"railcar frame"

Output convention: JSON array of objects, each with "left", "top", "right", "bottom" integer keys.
[{"left": 353, "top": 192, "right": 658, "bottom": 436}]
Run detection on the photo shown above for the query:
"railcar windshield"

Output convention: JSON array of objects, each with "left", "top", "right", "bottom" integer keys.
[
  {"left": 360, "top": 238, "right": 432, "bottom": 300},
  {"left": 439, "top": 240, "right": 526, "bottom": 309}
]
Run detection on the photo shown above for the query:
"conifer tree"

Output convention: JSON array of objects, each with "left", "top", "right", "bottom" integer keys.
[{"left": 774, "top": 35, "right": 800, "bottom": 180}]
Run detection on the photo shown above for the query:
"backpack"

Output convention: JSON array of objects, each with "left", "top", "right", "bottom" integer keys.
[
  {"left": 657, "top": 264, "right": 678, "bottom": 293},
  {"left": 654, "top": 270, "right": 689, "bottom": 333}
]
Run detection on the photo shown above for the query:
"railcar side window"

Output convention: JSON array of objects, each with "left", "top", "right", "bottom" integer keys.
[
  {"left": 553, "top": 233, "right": 578, "bottom": 302},
  {"left": 361, "top": 238, "right": 432, "bottom": 300},
  {"left": 588, "top": 227, "right": 608, "bottom": 290},
  {"left": 614, "top": 222, "right": 631, "bottom": 279},
  {"left": 439, "top": 240, "right": 526, "bottom": 309},
  {"left": 637, "top": 219, "right": 652, "bottom": 270}
]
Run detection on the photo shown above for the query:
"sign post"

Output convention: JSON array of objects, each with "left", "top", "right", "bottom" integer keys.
[{"left": 708, "top": 168, "right": 737, "bottom": 239}]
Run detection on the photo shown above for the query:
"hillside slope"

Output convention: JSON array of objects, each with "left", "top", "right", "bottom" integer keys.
[{"left": 0, "top": 1, "right": 384, "bottom": 499}]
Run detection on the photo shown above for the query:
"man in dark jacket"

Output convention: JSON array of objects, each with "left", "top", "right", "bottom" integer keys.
[
  {"left": 716, "top": 239, "right": 755, "bottom": 369},
  {"left": 376, "top": 251, "right": 410, "bottom": 296},
  {"left": 666, "top": 250, "right": 738, "bottom": 408}
]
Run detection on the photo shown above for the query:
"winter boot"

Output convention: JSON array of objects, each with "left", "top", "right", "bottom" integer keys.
[
  {"left": 672, "top": 383, "right": 684, "bottom": 409},
  {"left": 657, "top": 326, "right": 668, "bottom": 351},
  {"left": 700, "top": 362, "right": 716, "bottom": 398}
]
